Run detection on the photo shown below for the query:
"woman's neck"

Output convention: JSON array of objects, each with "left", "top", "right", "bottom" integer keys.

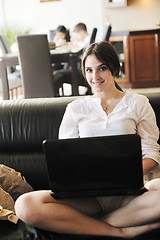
[{"left": 93, "top": 87, "right": 120, "bottom": 101}]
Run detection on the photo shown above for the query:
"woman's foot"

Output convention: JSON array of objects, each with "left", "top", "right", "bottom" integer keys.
[{"left": 120, "top": 222, "right": 160, "bottom": 238}]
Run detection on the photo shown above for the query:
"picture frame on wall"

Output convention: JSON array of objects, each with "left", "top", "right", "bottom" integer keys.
[
  {"left": 40, "top": 0, "right": 61, "bottom": 2},
  {"left": 105, "top": 0, "right": 127, "bottom": 8}
]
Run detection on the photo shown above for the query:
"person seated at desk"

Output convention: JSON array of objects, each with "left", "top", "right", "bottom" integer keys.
[
  {"left": 49, "top": 25, "right": 70, "bottom": 49},
  {"left": 50, "top": 23, "right": 90, "bottom": 53},
  {"left": 71, "top": 22, "right": 90, "bottom": 52},
  {"left": 50, "top": 22, "right": 90, "bottom": 53}
]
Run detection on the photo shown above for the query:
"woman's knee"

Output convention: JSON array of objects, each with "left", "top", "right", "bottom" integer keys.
[
  {"left": 15, "top": 192, "right": 36, "bottom": 224},
  {"left": 145, "top": 178, "right": 160, "bottom": 191},
  {"left": 15, "top": 190, "right": 53, "bottom": 224},
  {"left": 151, "top": 190, "right": 160, "bottom": 210},
  {"left": 140, "top": 188, "right": 160, "bottom": 214}
]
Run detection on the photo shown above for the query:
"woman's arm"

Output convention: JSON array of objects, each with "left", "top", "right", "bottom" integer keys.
[
  {"left": 143, "top": 158, "right": 157, "bottom": 174},
  {"left": 136, "top": 95, "right": 160, "bottom": 173},
  {"left": 58, "top": 104, "right": 79, "bottom": 139}
]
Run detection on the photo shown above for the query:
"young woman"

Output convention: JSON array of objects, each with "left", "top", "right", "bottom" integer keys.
[
  {"left": 49, "top": 25, "right": 70, "bottom": 49},
  {"left": 15, "top": 41, "right": 160, "bottom": 238}
]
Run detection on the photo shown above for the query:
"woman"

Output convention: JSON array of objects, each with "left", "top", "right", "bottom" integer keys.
[
  {"left": 53, "top": 25, "right": 70, "bottom": 47},
  {"left": 49, "top": 25, "right": 70, "bottom": 49},
  {"left": 15, "top": 41, "right": 160, "bottom": 238}
]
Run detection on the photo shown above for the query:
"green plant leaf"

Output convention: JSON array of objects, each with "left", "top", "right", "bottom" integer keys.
[{"left": 1, "top": 28, "right": 30, "bottom": 46}]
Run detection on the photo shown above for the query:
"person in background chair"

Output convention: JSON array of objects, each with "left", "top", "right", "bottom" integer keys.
[
  {"left": 49, "top": 25, "right": 70, "bottom": 49},
  {"left": 15, "top": 41, "right": 160, "bottom": 238},
  {"left": 71, "top": 22, "right": 90, "bottom": 51}
]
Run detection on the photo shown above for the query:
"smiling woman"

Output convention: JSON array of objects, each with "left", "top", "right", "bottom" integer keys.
[{"left": 14, "top": 41, "right": 160, "bottom": 239}]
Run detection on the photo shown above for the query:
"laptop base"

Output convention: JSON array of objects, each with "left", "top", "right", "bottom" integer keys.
[{"left": 51, "top": 187, "right": 148, "bottom": 199}]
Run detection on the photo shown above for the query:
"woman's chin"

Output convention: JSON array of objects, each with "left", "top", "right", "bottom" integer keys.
[{"left": 92, "top": 86, "right": 104, "bottom": 93}]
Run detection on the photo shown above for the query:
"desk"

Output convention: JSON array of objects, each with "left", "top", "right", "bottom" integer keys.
[{"left": 110, "top": 28, "right": 160, "bottom": 88}]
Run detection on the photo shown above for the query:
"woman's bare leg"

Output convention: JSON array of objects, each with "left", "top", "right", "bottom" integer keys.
[
  {"left": 105, "top": 179, "right": 160, "bottom": 228},
  {"left": 15, "top": 180, "right": 160, "bottom": 238},
  {"left": 15, "top": 190, "right": 124, "bottom": 237}
]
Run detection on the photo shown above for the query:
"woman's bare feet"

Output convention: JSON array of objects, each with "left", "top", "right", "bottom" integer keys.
[{"left": 120, "top": 222, "right": 160, "bottom": 238}]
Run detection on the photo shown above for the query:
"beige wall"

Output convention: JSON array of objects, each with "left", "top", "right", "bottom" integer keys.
[
  {"left": 101, "top": 0, "right": 160, "bottom": 33},
  {"left": 0, "top": 0, "right": 102, "bottom": 39},
  {"left": 0, "top": 0, "right": 160, "bottom": 41}
]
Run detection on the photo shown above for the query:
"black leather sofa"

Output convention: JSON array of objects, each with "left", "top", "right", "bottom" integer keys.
[{"left": 0, "top": 92, "right": 160, "bottom": 240}]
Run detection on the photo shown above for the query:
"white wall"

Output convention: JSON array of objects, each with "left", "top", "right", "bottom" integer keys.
[
  {"left": 0, "top": 0, "right": 103, "bottom": 40},
  {"left": 0, "top": 0, "right": 160, "bottom": 42},
  {"left": 102, "top": 0, "right": 160, "bottom": 32}
]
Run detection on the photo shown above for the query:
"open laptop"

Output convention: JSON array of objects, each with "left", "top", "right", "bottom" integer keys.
[{"left": 43, "top": 134, "right": 147, "bottom": 199}]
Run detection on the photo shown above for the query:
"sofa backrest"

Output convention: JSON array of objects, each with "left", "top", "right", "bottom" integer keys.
[
  {"left": 0, "top": 96, "right": 77, "bottom": 189},
  {"left": 0, "top": 97, "right": 77, "bottom": 151}
]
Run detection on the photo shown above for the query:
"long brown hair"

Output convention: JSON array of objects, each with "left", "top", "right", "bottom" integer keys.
[{"left": 81, "top": 41, "right": 123, "bottom": 91}]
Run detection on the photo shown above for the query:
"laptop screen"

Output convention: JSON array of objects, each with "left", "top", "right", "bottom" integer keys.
[{"left": 43, "top": 134, "right": 144, "bottom": 198}]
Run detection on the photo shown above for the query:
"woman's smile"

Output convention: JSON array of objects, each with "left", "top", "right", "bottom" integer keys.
[{"left": 92, "top": 80, "right": 105, "bottom": 86}]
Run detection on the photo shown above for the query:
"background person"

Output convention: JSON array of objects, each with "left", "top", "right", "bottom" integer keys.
[
  {"left": 49, "top": 25, "right": 70, "bottom": 49},
  {"left": 71, "top": 22, "right": 90, "bottom": 51}
]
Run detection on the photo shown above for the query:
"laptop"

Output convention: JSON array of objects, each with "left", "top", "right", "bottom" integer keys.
[{"left": 43, "top": 134, "right": 147, "bottom": 199}]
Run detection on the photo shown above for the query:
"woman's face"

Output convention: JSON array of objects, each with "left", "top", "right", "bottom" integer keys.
[{"left": 84, "top": 54, "right": 114, "bottom": 93}]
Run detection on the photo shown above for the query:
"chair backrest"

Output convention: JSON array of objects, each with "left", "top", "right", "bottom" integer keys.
[
  {"left": 0, "top": 34, "right": 15, "bottom": 73},
  {"left": 89, "top": 28, "right": 97, "bottom": 44},
  {"left": 0, "top": 55, "right": 20, "bottom": 100},
  {"left": 16, "top": 34, "right": 55, "bottom": 98},
  {"left": 102, "top": 23, "right": 112, "bottom": 41},
  {"left": 0, "top": 34, "right": 11, "bottom": 55},
  {"left": 0, "top": 58, "right": 10, "bottom": 99},
  {"left": 50, "top": 52, "right": 80, "bottom": 96},
  {"left": 49, "top": 30, "right": 55, "bottom": 42}
]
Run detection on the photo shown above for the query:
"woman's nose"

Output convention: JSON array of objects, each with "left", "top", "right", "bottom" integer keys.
[{"left": 92, "top": 70, "right": 99, "bottom": 80}]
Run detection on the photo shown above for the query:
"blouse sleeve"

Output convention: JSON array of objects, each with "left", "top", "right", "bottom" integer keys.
[
  {"left": 58, "top": 104, "right": 79, "bottom": 139},
  {"left": 136, "top": 96, "right": 160, "bottom": 165}
]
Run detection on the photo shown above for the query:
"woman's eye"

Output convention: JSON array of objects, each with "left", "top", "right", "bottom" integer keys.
[
  {"left": 99, "top": 66, "right": 107, "bottom": 71},
  {"left": 86, "top": 68, "right": 92, "bottom": 73}
]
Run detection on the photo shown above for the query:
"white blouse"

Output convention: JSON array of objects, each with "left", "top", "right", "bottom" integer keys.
[{"left": 59, "top": 91, "right": 160, "bottom": 180}]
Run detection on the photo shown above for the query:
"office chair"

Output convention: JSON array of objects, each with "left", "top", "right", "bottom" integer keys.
[
  {"left": 0, "top": 34, "right": 21, "bottom": 99},
  {"left": 89, "top": 28, "right": 97, "bottom": 44},
  {"left": 16, "top": 34, "right": 56, "bottom": 98},
  {"left": 102, "top": 23, "right": 112, "bottom": 41},
  {"left": 49, "top": 30, "right": 55, "bottom": 42},
  {"left": 16, "top": 34, "right": 82, "bottom": 98}
]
